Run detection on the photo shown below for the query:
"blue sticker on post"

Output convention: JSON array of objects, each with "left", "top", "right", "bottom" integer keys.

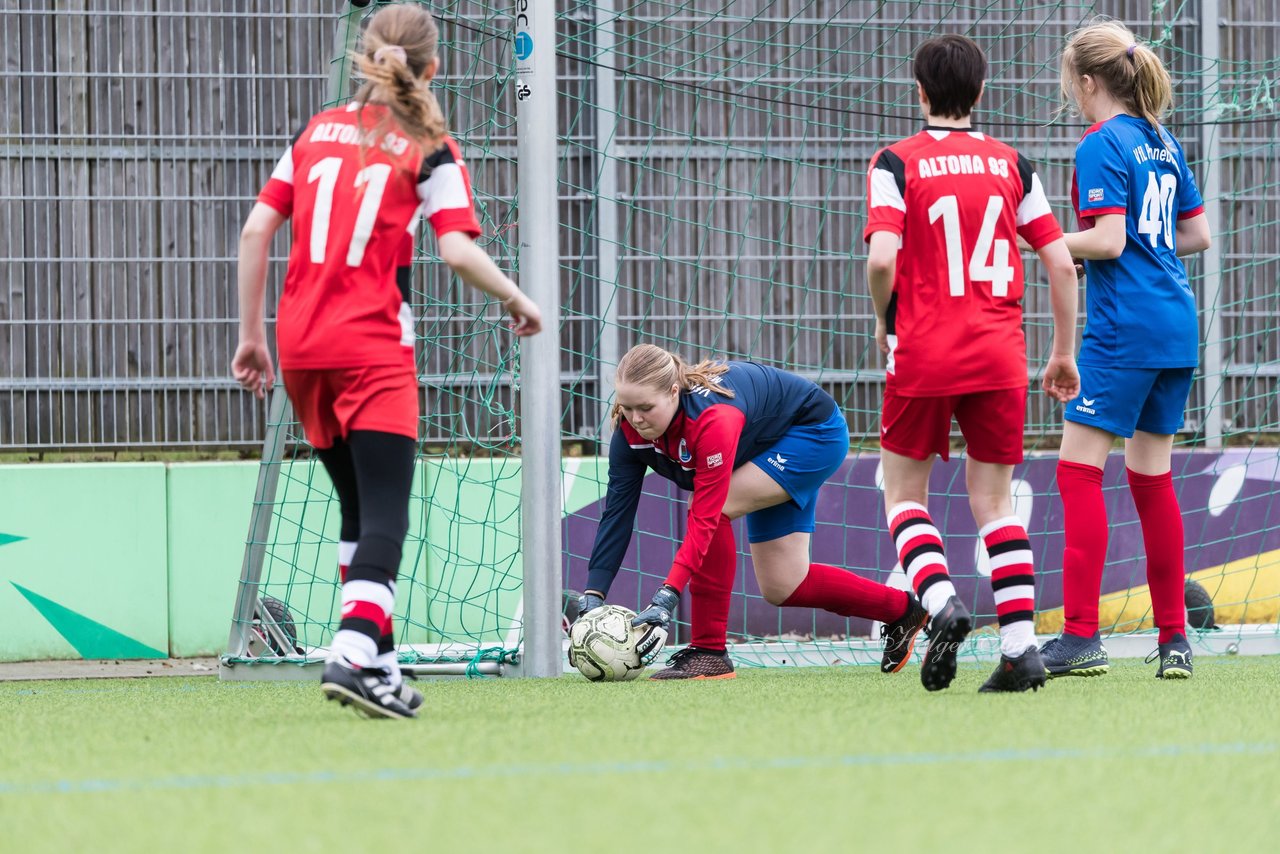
[{"left": 515, "top": 0, "right": 534, "bottom": 76}]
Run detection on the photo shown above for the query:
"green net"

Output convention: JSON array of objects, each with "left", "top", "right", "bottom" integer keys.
[{"left": 229, "top": 0, "right": 1280, "bottom": 675}]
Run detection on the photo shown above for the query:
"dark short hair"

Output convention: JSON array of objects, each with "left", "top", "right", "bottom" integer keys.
[{"left": 913, "top": 35, "right": 986, "bottom": 119}]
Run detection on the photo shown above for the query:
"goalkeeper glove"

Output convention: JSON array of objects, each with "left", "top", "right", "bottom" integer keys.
[
  {"left": 576, "top": 590, "right": 605, "bottom": 620},
  {"left": 632, "top": 584, "right": 678, "bottom": 665}
]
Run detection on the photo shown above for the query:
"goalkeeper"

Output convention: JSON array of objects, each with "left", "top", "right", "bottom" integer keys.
[{"left": 578, "top": 343, "right": 928, "bottom": 680}]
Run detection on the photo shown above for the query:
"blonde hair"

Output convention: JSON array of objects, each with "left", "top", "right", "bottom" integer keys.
[
  {"left": 1061, "top": 20, "right": 1172, "bottom": 127},
  {"left": 354, "top": 3, "right": 447, "bottom": 156},
  {"left": 611, "top": 343, "right": 735, "bottom": 426}
]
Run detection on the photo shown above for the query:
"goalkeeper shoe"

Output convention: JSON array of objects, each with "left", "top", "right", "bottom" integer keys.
[
  {"left": 880, "top": 593, "right": 929, "bottom": 674},
  {"left": 979, "top": 645, "right": 1048, "bottom": 693},
  {"left": 321, "top": 659, "right": 417, "bottom": 719},
  {"left": 920, "top": 596, "right": 971, "bottom": 692},
  {"left": 1039, "top": 632, "right": 1110, "bottom": 678},
  {"left": 1150, "top": 633, "right": 1193, "bottom": 679},
  {"left": 649, "top": 647, "right": 736, "bottom": 680}
]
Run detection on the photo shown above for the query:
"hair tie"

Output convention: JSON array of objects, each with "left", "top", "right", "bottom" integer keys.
[
  {"left": 1126, "top": 43, "right": 1137, "bottom": 60},
  {"left": 374, "top": 45, "right": 407, "bottom": 64}
]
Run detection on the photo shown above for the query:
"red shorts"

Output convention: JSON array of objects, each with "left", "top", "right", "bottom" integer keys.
[
  {"left": 880, "top": 385, "right": 1026, "bottom": 464},
  {"left": 283, "top": 365, "right": 419, "bottom": 449}
]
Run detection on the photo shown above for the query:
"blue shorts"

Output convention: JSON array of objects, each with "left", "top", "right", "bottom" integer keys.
[
  {"left": 745, "top": 409, "right": 848, "bottom": 543},
  {"left": 1063, "top": 364, "right": 1194, "bottom": 438}
]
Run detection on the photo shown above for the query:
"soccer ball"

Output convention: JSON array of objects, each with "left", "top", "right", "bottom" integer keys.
[{"left": 567, "top": 605, "right": 657, "bottom": 682}]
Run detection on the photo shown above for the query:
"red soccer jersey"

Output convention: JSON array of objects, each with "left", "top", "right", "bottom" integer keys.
[
  {"left": 257, "top": 103, "right": 482, "bottom": 369},
  {"left": 863, "top": 127, "right": 1062, "bottom": 396}
]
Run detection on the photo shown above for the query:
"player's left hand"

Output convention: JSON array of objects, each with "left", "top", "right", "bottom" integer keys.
[
  {"left": 231, "top": 339, "right": 276, "bottom": 400},
  {"left": 631, "top": 584, "right": 677, "bottom": 665},
  {"left": 874, "top": 317, "right": 889, "bottom": 357},
  {"left": 1042, "top": 353, "right": 1080, "bottom": 403},
  {"left": 631, "top": 584, "right": 678, "bottom": 665}
]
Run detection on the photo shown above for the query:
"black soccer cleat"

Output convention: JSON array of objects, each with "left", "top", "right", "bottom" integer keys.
[
  {"left": 880, "top": 593, "right": 929, "bottom": 674},
  {"left": 1150, "top": 633, "right": 1193, "bottom": 679},
  {"left": 1039, "top": 632, "right": 1109, "bottom": 678},
  {"left": 920, "top": 596, "right": 972, "bottom": 692},
  {"left": 321, "top": 659, "right": 417, "bottom": 719},
  {"left": 649, "top": 647, "right": 736, "bottom": 680},
  {"left": 979, "top": 645, "right": 1048, "bottom": 693}
]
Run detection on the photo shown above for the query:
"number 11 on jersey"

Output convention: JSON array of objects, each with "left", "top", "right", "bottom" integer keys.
[
  {"left": 927, "top": 194, "right": 1014, "bottom": 297},
  {"left": 306, "top": 157, "right": 392, "bottom": 267}
]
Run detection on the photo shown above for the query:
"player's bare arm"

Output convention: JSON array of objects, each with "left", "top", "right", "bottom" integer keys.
[
  {"left": 232, "top": 201, "right": 287, "bottom": 399},
  {"left": 1036, "top": 236, "right": 1081, "bottom": 403},
  {"left": 866, "top": 230, "right": 899, "bottom": 355},
  {"left": 1062, "top": 213, "right": 1126, "bottom": 260},
  {"left": 1175, "top": 212, "right": 1212, "bottom": 256},
  {"left": 436, "top": 230, "right": 543, "bottom": 336}
]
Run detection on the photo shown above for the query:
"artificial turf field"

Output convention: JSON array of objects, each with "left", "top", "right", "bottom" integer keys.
[{"left": 3, "top": 658, "right": 1278, "bottom": 853}]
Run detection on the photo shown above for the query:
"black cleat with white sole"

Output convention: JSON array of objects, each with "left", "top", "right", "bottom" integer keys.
[
  {"left": 321, "top": 660, "right": 417, "bottom": 719},
  {"left": 920, "top": 596, "right": 972, "bottom": 692}
]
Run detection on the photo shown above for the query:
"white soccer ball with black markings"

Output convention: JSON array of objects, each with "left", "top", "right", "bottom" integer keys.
[{"left": 567, "top": 604, "right": 653, "bottom": 682}]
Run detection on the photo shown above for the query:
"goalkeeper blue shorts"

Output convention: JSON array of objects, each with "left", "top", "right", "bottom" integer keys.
[{"left": 745, "top": 409, "right": 848, "bottom": 544}]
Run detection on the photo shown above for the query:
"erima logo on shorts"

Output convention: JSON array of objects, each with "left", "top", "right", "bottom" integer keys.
[
  {"left": 1076, "top": 396, "right": 1097, "bottom": 415},
  {"left": 1088, "top": 188, "right": 1104, "bottom": 202},
  {"left": 768, "top": 453, "right": 788, "bottom": 471},
  {"left": 706, "top": 453, "right": 723, "bottom": 468}
]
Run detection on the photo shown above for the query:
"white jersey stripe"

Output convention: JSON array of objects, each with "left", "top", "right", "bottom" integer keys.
[
  {"left": 269, "top": 146, "right": 295, "bottom": 186},
  {"left": 1015, "top": 172, "right": 1053, "bottom": 226},
  {"left": 869, "top": 165, "right": 906, "bottom": 213},
  {"left": 418, "top": 162, "right": 471, "bottom": 217}
]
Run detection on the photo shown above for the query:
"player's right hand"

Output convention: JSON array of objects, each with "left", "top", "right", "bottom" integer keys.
[
  {"left": 1042, "top": 353, "right": 1080, "bottom": 403},
  {"left": 231, "top": 339, "right": 276, "bottom": 400},
  {"left": 576, "top": 591, "right": 605, "bottom": 620},
  {"left": 503, "top": 292, "right": 543, "bottom": 337}
]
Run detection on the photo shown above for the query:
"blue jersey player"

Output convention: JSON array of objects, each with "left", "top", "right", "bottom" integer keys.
[
  {"left": 578, "top": 344, "right": 928, "bottom": 679},
  {"left": 1039, "top": 21, "right": 1212, "bottom": 680}
]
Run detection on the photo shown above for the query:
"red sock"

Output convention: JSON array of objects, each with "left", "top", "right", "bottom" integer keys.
[
  {"left": 688, "top": 516, "right": 736, "bottom": 652},
  {"left": 781, "top": 563, "right": 908, "bottom": 623},
  {"left": 1127, "top": 468, "right": 1186, "bottom": 642},
  {"left": 1058, "top": 460, "right": 1108, "bottom": 638}
]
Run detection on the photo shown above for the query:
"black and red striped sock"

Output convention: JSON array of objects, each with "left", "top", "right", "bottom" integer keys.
[
  {"left": 887, "top": 502, "right": 955, "bottom": 615},
  {"left": 980, "top": 516, "right": 1036, "bottom": 655}
]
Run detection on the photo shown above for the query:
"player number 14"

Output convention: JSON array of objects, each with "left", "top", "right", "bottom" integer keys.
[
  {"left": 927, "top": 194, "right": 1014, "bottom": 297},
  {"left": 307, "top": 157, "right": 393, "bottom": 267}
]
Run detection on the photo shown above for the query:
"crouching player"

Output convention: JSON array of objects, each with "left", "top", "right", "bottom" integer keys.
[{"left": 577, "top": 343, "right": 930, "bottom": 679}]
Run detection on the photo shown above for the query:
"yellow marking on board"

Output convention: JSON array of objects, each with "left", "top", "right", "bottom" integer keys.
[{"left": 1035, "top": 548, "right": 1280, "bottom": 633}]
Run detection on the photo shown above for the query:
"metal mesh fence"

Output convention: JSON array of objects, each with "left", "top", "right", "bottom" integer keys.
[{"left": 1, "top": 0, "right": 1277, "bottom": 451}]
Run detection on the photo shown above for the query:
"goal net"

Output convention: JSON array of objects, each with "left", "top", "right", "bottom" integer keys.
[{"left": 225, "top": 0, "right": 1280, "bottom": 678}]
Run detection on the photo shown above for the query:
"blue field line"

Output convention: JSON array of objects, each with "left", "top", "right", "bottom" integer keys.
[{"left": 1, "top": 741, "right": 1274, "bottom": 797}]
